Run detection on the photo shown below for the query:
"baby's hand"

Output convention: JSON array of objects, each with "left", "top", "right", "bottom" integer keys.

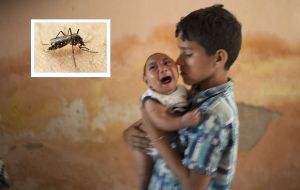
[{"left": 180, "top": 109, "right": 202, "bottom": 128}]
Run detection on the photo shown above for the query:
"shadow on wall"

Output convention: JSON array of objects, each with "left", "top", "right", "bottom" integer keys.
[
  {"left": 0, "top": 24, "right": 300, "bottom": 189},
  {"left": 237, "top": 103, "right": 280, "bottom": 151}
]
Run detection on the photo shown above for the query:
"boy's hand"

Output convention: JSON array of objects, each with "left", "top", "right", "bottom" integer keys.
[
  {"left": 180, "top": 109, "right": 201, "bottom": 128},
  {"left": 123, "top": 119, "right": 151, "bottom": 153},
  {"left": 141, "top": 108, "right": 171, "bottom": 143}
]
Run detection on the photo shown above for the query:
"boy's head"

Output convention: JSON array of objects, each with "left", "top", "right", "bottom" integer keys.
[
  {"left": 175, "top": 4, "right": 241, "bottom": 70},
  {"left": 143, "top": 53, "right": 179, "bottom": 95}
]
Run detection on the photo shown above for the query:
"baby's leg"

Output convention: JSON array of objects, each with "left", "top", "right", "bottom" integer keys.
[{"left": 133, "top": 150, "right": 153, "bottom": 190}]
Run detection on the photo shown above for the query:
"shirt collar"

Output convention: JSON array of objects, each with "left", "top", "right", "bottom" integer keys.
[{"left": 189, "top": 78, "right": 233, "bottom": 107}]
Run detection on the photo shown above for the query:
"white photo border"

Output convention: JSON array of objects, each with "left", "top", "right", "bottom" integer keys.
[{"left": 31, "top": 19, "right": 111, "bottom": 78}]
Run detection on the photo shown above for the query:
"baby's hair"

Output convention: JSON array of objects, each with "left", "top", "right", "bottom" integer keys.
[{"left": 143, "top": 52, "right": 165, "bottom": 77}]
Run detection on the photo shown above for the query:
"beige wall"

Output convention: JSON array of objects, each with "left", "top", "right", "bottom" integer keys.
[
  {"left": 0, "top": 1, "right": 300, "bottom": 189},
  {"left": 1, "top": 0, "right": 300, "bottom": 57}
]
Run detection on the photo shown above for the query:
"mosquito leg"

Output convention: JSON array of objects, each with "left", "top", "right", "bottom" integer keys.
[
  {"left": 79, "top": 45, "right": 98, "bottom": 53},
  {"left": 55, "top": 31, "right": 66, "bottom": 38},
  {"left": 72, "top": 45, "right": 77, "bottom": 68},
  {"left": 79, "top": 45, "right": 90, "bottom": 50},
  {"left": 80, "top": 47, "right": 98, "bottom": 53},
  {"left": 76, "top": 29, "right": 80, "bottom": 34},
  {"left": 68, "top": 28, "right": 72, "bottom": 35}
]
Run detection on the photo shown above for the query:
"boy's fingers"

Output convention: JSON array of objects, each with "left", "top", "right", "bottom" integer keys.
[
  {"left": 131, "top": 142, "right": 150, "bottom": 150},
  {"left": 132, "top": 119, "right": 143, "bottom": 128},
  {"left": 133, "top": 128, "right": 147, "bottom": 138},
  {"left": 123, "top": 119, "right": 151, "bottom": 150},
  {"left": 130, "top": 137, "right": 151, "bottom": 150},
  {"left": 135, "top": 118, "right": 143, "bottom": 126},
  {"left": 124, "top": 123, "right": 146, "bottom": 140},
  {"left": 131, "top": 136, "right": 150, "bottom": 145},
  {"left": 132, "top": 147, "right": 151, "bottom": 154}
]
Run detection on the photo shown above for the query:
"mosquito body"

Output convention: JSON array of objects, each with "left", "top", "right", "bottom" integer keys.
[{"left": 43, "top": 28, "right": 98, "bottom": 68}]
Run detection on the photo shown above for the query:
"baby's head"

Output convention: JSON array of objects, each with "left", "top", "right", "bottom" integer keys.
[{"left": 143, "top": 53, "right": 179, "bottom": 95}]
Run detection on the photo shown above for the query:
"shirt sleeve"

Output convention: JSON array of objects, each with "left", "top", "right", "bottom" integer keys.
[
  {"left": 182, "top": 113, "right": 231, "bottom": 176},
  {"left": 141, "top": 96, "right": 162, "bottom": 105}
]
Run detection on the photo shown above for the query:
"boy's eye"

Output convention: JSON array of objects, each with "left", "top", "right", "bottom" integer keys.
[{"left": 183, "top": 53, "right": 193, "bottom": 57}]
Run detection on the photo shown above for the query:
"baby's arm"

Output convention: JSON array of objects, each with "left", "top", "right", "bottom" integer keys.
[
  {"left": 180, "top": 109, "right": 202, "bottom": 128},
  {"left": 143, "top": 99, "right": 201, "bottom": 131}
]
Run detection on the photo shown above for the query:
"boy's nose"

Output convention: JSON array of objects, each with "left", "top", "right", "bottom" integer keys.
[{"left": 176, "top": 54, "right": 184, "bottom": 66}]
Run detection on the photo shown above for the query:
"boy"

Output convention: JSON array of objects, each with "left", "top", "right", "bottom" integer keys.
[
  {"left": 135, "top": 52, "right": 201, "bottom": 190},
  {"left": 124, "top": 4, "right": 241, "bottom": 190}
]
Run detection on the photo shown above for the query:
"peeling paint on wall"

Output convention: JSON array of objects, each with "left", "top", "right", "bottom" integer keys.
[
  {"left": 47, "top": 98, "right": 89, "bottom": 141},
  {"left": 237, "top": 103, "right": 280, "bottom": 151},
  {"left": 91, "top": 97, "right": 140, "bottom": 131}
]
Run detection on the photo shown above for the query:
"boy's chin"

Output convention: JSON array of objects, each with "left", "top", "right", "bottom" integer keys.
[{"left": 182, "top": 77, "right": 194, "bottom": 85}]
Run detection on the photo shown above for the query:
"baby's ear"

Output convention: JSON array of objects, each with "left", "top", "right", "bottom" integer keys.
[{"left": 143, "top": 75, "right": 148, "bottom": 84}]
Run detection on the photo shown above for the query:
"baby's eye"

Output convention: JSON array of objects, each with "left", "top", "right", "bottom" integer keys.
[
  {"left": 148, "top": 65, "right": 156, "bottom": 70},
  {"left": 164, "top": 60, "right": 173, "bottom": 65}
]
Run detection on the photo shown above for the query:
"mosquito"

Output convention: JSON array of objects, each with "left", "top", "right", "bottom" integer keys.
[{"left": 43, "top": 28, "right": 98, "bottom": 68}]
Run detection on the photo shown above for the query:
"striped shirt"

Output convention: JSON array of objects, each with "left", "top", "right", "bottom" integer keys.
[{"left": 148, "top": 79, "right": 239, "bottom": 190}]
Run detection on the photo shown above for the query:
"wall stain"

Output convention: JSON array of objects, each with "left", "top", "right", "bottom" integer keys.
[{"left": 24, "top": 143, "right": 44, "bottom": 150}]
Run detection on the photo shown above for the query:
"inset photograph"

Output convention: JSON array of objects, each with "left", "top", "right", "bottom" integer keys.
[{"left": 31, "top": 19, "right": 110, "bottom": 77}]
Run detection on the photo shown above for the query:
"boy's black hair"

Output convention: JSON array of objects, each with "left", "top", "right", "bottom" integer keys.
[{"left": 175, "top": 4, "right": 242, "bottom": 70}]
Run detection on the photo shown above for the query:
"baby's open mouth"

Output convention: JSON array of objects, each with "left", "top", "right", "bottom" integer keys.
[{"left": 160, "top": 76, "right": 172, "bottom": 84}]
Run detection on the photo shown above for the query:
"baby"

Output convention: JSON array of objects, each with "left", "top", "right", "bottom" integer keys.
[{"left": 134, "top": 52, "right": 202, "bottom": 190}]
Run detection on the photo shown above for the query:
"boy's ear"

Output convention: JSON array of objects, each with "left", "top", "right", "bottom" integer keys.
[{"left": 215, "top": 49, "right": 228, "bottom": 68}]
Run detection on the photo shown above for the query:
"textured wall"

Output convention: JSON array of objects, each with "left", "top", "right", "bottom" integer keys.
[{"left": 0, "top": 1, "right": 300, "bottom": 190}]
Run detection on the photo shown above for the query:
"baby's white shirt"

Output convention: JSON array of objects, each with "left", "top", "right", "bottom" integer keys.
[{"left": 141, "top": 85, "right": 189, "bottom": 113}]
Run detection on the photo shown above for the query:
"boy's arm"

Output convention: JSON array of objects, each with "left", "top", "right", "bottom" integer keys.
[{"left": 143, "top": 99, "right": 200, "bottom": 131}]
